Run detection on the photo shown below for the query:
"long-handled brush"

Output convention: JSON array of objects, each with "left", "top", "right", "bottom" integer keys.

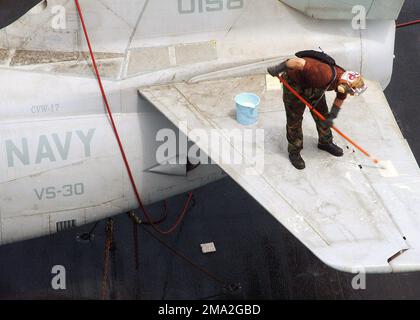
[
  {"left": 277, "top": 75, "right": 380, "bottom": 163},
  {"left": 276, "top": 75, "right": 394, "bottom": 172}
]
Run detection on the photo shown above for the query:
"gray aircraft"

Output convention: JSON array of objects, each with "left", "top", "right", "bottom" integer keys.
[{"left": 1, "top": 0, "right": 419, "bottom": 274}]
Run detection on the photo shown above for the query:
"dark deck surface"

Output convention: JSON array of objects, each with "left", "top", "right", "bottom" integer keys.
[
  {"left": 0, "top": 0, "right": 419, "bottom": 300},
  {"left": 0, "top": 0, "right": 43, "bottom": 29}
]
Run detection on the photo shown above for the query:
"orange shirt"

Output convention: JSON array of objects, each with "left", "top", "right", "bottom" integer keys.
[{"left": 287, "top": 57, "right": 347, "bottom": 100}]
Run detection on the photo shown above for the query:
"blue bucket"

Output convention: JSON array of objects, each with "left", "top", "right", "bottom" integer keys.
[{"left": 235, "top": 93, "right": 261, "bottom": 125}]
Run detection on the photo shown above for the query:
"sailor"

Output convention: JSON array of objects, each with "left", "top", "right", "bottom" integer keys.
[{"left": 268, "top": 51, "right": 367, "bottom": 170}]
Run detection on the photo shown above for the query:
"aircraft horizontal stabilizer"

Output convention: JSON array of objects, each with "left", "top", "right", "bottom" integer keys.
[{"left": 139, "top": 74, "right": 420, "bottom": 273}]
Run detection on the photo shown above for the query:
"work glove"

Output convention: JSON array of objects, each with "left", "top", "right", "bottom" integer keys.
[
  {"left": 322, "top": 104, "right": 341, "bottom": 129},
  {"left": 267, "top": 60, "right": 288, "bottom": 77}
]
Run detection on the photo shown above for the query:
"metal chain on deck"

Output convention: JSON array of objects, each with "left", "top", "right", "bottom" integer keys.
[
  {"left": 127, "top": 211, "right": 241, "bottom": 294},
  {"left": 101, "top": 218, "right": 114, "bottom": 300}
]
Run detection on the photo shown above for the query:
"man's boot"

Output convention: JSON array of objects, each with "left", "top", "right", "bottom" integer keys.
[
  {"left": 318, "top": 142, "right": 344, "bottom": 157},
  {"left": 289, "top": 153, "right": 306, "bottom": 170}
]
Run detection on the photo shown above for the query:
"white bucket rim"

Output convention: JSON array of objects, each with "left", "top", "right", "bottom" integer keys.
[{"left": 235, "top": 92, "right": 261, "bottom": 108}]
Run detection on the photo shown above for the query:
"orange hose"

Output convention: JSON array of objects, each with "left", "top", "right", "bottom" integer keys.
[{"left": 277, "top": 75, "right": 380, "bottom": 164}]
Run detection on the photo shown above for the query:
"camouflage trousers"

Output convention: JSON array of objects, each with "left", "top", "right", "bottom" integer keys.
[{"left": 282, "top": 74, "right": 333, "bottom": 154}]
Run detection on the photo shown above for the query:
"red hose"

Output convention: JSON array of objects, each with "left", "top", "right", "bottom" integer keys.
[
  {"left": 397, "top": 19, "right": 420, "bottom": 29},
  {"left": 277, "top": 75, "right": 380, "bottom": 164},
  {"left": 74, "top": 0, "right": 192, "bottom": 235}
]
